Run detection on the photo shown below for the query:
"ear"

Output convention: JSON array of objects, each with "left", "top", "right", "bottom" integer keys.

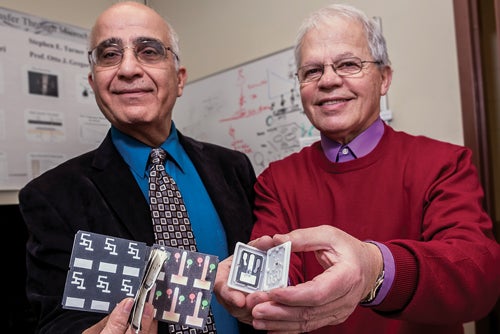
[
  {"left": 88, "top": 70, "right": 95, "bottom": 92},
  {"left": 379, "top": 65, "right": 393, "bottom": 96},
  {"left": 176, "top": 66, "right": 188, "bottom": 97}
]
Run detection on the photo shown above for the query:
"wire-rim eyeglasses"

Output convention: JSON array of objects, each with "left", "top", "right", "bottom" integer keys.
[
  {"left": 88, "top": 38, "right": 179, "bottom": 67},
  {"left": 296, "top": 57, "right": 382, "bottom": 83}
]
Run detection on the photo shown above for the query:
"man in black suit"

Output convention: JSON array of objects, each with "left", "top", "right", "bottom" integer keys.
[{"left": 19, "top": 2, "right": 257, "bottom": 333}]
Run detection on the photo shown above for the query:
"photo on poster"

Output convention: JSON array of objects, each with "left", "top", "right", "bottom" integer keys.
[{"left": 27, "top": 70, "right": 59, "bottom": 97}]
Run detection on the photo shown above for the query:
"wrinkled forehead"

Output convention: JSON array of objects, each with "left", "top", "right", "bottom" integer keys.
[
  {"left": 89, "top": 4, "right": 169, "bottom": 48},
  {"left": 305, "top": 18, "right": 366, "bottom": 47},
  {"left": 299, "top": 18, "right": 369, "bottom": 61}
]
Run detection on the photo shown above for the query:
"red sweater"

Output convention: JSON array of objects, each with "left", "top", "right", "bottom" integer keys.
[{"left": 251, "top": 125, "right": 500, "bottom": 334}]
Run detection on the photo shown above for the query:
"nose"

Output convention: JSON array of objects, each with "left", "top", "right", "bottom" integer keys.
[
  {"left": 318, "top": 64, "right": 342, "bottom": 85},
  {"left": 116, "top": 47, "right": 143, "bottom": 77}
]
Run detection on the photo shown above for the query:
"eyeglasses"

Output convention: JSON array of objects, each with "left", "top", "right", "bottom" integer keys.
[
  {"left": 88, "top": 39, "right": 179, "bottom": 67},
  {"left": 296, "top": 57, "right": 381, "bottom": 83}
]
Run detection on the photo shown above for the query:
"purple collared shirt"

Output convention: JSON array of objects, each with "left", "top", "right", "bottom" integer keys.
[
  {"left": 320, "top": 118, "right": 395, "bottom": 306},
  {"left": 321, "top": 117, "right": 385, "bottom": 162}
]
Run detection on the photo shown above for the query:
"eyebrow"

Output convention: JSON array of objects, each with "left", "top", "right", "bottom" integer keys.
[
  {"left": 96, "top": 36, "right": 163, "bottom": 48},
  {"left": 304, "top": 54, "right": 362, "bottom": 67},
  {"left": 96, "top": 37, "right": 121, "bottom": 47}
]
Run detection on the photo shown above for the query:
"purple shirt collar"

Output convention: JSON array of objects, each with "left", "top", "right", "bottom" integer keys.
[{"left": 321, "top": 117, "right": 385, "bottom": 162}]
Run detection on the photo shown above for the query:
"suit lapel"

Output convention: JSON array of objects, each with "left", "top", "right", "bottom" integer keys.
[
  {"left": 179, "top": 134, "right": 229, "bottom": 215},
  {"left": 90, "top": 133, "right": 155, "bottom": 245},
  {"left": 179, "top": 132, "right": 252, "bottom": 250}
]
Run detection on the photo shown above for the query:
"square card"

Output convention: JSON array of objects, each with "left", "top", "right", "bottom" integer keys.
[
  {"left": 62, "top": 230, "right": 148, "bottom": 313},
  {"left": 147, "top": 245, "right": 218, "bottom": 329},
  {"left": 228, "top": 241, "right": 291, "bottom": 293},
  {"left": 62, "top": 231, "right": 219, "bottom": 329}
]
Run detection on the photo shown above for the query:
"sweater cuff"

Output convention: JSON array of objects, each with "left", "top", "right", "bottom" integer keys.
[{"left": 373, "top": 242, "right": 418, "bottom": 312}]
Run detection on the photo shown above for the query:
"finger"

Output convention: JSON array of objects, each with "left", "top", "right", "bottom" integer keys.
[
  {"left": 83, "top": 298, "right": 134, "bottom": 334},
  {"left": 252, "top": 320, "right": 305, "bottom": 334},
  {"left": 252, "top": 298, "right": 352, "bottom": 331},
  {"left": 109, "top": 298, "right": 135, "bottom": 333},
  {"left": 214, "top": 256, "right": 247, "bottom": 308},
  {"left": 254, "top": 313, "right": 344, "bottom": 333},
  {"left": 259, "top": 281, "right": 324, "bottom": 307},
  {"left": 246, "top": 290, "right": 272, "bottom": 309},
  {"left": 273, "top": 225, "right": 339, "bottom": 252},
  {"left": 134, "top": 302, "right": 156, "bottom": 334},
  {"left": 265, "top": 271, "right": 345, "bottom": 307},
  {"left": 253, "top": 317, "right": 306, "bottom": 333},
  {"left": 214, "top": 255, "right": 233, "bottom": 292},
  {"left": 216, "top": 284, "right": 248, "bottom": 309},
  {"left": 248, "top": 235, "right": 275, "bottom": 250}
]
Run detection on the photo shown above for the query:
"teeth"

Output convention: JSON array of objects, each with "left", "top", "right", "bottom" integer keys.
[{"left": 321, "top": 99, "right": 346, "bottom": 105}]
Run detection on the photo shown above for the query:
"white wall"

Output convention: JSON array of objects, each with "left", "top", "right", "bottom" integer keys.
[{"left": 0, "top": 1, "right": 463, "bottom": 188}]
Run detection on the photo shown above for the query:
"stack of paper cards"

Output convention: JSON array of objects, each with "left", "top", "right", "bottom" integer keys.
[{"left": 62, "top": 230, "right": 218, "bottom": 330}]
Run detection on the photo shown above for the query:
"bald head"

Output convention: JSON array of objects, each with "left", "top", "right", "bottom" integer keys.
[{"left": 88, "top": 1, "right": 179, "bottom": 57}]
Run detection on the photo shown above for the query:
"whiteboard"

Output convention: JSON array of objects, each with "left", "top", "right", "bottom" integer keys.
[{"left": 174, "top": 47, "right": 319, "bottom": 175}]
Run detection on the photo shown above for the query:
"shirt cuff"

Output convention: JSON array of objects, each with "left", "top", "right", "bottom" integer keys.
[{"left": 363, "top": 241, "right": 395, "bottom": 306}]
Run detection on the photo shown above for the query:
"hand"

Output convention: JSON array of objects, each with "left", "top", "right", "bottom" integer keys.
[
  {"left": 213, "top": 236, "right": 276, "bottom": 325},
  {"left": 250, "top": 225, "right": 383, "bottom": 333},
  {"left": 82, "top": 298, "right": 157, "bottom": 334}
]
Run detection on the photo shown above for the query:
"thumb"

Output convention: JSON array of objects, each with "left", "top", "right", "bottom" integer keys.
[
  {"left": 83, "top": 298, "right": 134, "bottom": 334},
  {"left": 273, "top": 225, "right": 336, "bottom": 252}
]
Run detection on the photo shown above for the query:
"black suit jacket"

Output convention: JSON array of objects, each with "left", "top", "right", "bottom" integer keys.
[{"left": 19, "top": 130, "right": 259, "bottom": 333}]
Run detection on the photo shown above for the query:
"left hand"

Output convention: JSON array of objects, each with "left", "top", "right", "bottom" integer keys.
[
  {"left": 213, "top": 236, "right": 276, "bottom": 325},
  {"left": 82, "top": 298, "right": 157, "bottom": 334}
]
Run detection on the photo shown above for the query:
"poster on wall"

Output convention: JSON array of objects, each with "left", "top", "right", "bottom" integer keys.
[{"left": 0, "top": 7, "right": 108, "bottom": 190}]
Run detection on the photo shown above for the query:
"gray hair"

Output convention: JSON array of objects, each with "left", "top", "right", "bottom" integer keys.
[
  {"left": 294, "top": 4, "right": 390, "bottom": 69},
  {"left": 164, "top": 19, "right": 181, "bottom": 70}
]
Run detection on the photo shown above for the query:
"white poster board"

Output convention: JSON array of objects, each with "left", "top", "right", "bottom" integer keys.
[
  {"left": 0, "top": 7, "right": 108, "bottom": 190},
  {"left": 174, "top": 47, "right": 320, "bottom": 176}
]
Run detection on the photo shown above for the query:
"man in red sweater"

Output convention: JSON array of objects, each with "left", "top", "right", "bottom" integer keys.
[{"left": 214, "top": 4, "right": 500, "bottom": 333}]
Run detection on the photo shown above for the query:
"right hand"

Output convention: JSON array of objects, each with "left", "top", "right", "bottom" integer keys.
[
  {"left": 213, "top": 235, "right": 277, "bottom": 325},
  {"left": 82, "top": 298, "right": 157, "bottom": 334}
]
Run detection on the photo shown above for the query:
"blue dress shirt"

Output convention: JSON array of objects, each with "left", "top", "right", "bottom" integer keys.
[{"left": 111, "top": 123, "right": 239, "bottom": 332}]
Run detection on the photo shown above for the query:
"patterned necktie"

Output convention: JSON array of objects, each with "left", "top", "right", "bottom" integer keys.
[{"left": 148, "top": 148, "right": 217, "bottom": 334}]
